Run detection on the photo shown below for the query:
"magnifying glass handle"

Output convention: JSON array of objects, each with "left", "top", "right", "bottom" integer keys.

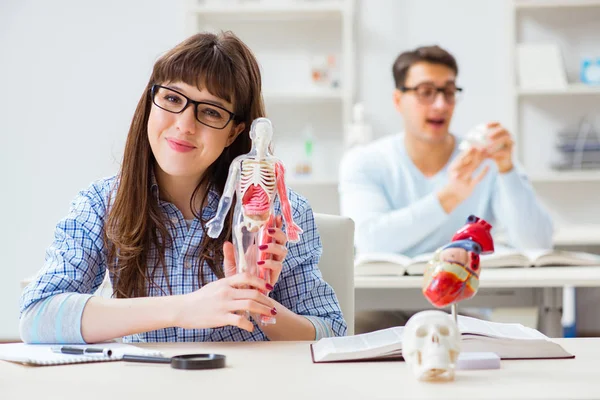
[{"left": 122, "top": 354, "right": 172, "bottom": 364}]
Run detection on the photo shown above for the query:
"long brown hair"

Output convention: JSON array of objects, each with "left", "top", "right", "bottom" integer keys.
[{"left": 104, "top": 31, "right": 265, "bottom": 298}]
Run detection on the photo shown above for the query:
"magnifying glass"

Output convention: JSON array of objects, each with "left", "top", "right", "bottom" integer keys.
[{"left": 122, "top": 353, "right": 226, "bottom": 370}]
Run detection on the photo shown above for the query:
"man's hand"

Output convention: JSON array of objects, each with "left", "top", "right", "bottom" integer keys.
[
  {"left": 438, "top": 147, "right": 489, "bottom": 214},
  {"left": 484, "top": 122, "right": 514, "bottom": 174}
]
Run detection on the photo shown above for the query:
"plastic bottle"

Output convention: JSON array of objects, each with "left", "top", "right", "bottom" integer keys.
[{"left": 344, "top": 103, "right": 372, "bottom": 150}]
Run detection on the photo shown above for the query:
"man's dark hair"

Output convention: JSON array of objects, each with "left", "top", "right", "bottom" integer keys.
[{"left": 392, "top": 45, "right": 458, "bottom": 89}]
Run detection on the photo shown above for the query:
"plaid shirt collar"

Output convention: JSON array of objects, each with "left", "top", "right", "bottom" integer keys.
[{"left": 149, "top": 167, "right": 220, "bottom": 215}]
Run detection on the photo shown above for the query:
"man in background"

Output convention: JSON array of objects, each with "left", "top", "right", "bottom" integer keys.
[{"left": 339, "top": 45, "right": 554, "bottom": 333}]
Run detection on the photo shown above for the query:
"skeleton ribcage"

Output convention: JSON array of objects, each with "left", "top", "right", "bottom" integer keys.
[{"left": 240, "top": 159, "right": 276, "bottom": 201}]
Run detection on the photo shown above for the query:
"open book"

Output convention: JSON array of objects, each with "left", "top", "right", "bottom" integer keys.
[
  {"left": 311, "top": 315, "right": 574, "bottom": 363},
  {"left": 355, "top": 247, "right": 600, "bottom": 277}
]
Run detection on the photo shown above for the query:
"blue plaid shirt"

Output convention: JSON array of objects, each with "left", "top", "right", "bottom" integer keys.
[{"left": 20, "top": 175, "right": 346, "bottom": 342}]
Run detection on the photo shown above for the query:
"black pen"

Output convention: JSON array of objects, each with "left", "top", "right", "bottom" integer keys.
[{"left": 51, "top": 346, "right": 113, "bottom": 357}]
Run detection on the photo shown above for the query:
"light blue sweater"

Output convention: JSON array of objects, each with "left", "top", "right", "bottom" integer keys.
[{"left": 338, "top": 133, "right": 554, "bottom": 257}]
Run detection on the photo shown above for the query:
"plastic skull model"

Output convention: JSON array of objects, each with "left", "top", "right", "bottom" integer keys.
[
  {"left": 403, "top": 310, "right": 461, "bottom": 381},
  {"left": 459, "top": 123, "right": 489, "bottom": 151}
]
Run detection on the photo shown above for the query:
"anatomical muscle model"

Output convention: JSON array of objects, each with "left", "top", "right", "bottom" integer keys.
[{"left": 206, "top": 118, "right": 303, "bottom": 325}]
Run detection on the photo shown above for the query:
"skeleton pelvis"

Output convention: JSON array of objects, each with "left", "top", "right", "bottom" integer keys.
[{"left": 241, "top": 212, "right": 270, "bottom": 233}]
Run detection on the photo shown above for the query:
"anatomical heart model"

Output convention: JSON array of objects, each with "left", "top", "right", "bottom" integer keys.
[
  {"left": 423, "top": 215, "right": 494, "bottom": 309},
  {"left": 206, "top": 118, "right": 303, "bottom": 325}
]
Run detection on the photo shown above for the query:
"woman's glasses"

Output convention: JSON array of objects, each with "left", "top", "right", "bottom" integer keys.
[
  {"left": 151, "top": 85, "right": 237, "bottom": 130},
  {"left": 399, "top": 83, "right": 463, "bottom": 105}
]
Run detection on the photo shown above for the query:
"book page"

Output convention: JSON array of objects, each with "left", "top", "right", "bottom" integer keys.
[
  {"left": 479, "top": 246, "right": 531, "bottom": 268},
  {"left": 529, "top": 250, "right": 600, "bottom": 267},
  {"left": 458, "top": 315, "right": 547, "bottom": 340},
  {"left": 405, "top": 252, "right": 434, "bottom": 269},
  {"left": 329, "top": 327, "right": 404, "bottom": 352},
  {"left": 312, "top": 327, "right": 404, "bottom": 362},
  {"left": 354, "top": 252, "right": 413, "bottom": 267}
]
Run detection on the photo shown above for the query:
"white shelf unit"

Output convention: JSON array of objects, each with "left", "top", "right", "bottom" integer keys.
[
  {"left": 510, "top": 1, "right": 600, "bottom": 245},
  {"left": 185, "top": 0, "right": 354, "bottom": 214}
]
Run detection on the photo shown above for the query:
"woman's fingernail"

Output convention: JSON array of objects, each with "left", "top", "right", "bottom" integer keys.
[
  {"left": 271, "top": 307, "right": 277, "bottom": 315},
  {"left": 266, "top": 283, "right": 274, "bottom": 290},
  {"left": 259, "top": 244, "right": 268, "bottom": 250},
  {"left": 257, "top": 260, "right": 265, "bottom": 265},
  {"left": 268, "top": 228, "right": 276, "bottom": 234}
]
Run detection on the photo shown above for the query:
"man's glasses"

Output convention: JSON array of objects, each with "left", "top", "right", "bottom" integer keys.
[
  {"left": 399, "top": 83, "right": 463, "bottom": 105},
  {"left": 151, "top": 85, "right": 237, "bottom": 130}
]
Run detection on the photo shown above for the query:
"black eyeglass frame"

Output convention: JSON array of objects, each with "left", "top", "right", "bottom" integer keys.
[
  {"left": 399, "top": 83, "right": 464, "bottom": 105},
  {"left": 150, "top": 84, "right": 238, "bottom": 130}
]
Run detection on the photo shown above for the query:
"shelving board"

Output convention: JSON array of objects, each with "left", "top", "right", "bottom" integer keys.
[
  {"left": 263, "top": 89, "right": 344, "bottom": 102},
  {"left": 517, "top": 84, "right": 600, "bottom": 96},
  {"left": 515, "top": 0, "right": 600, "bottom": 9},
  {"left": 190, "top": 1, "right": 345, "bottom": 19},
  {"left": 530, "top": 170, "right": 600, "bottom": 183}
]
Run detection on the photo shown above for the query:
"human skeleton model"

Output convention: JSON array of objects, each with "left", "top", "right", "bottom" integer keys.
[
  {"left": 423, "top": 215, "right": 494, "bottom": 309},
  {"left": 206, "top": 118, "right": 303, "bottom": 325}
]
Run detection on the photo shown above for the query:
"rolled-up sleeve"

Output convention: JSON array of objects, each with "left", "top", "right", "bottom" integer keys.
[
  {"left": 19, "top": 181, "right": 110, "bottom": 343},
  {"left": 273, "top": 191, "right": 347, "bottom": 338}
]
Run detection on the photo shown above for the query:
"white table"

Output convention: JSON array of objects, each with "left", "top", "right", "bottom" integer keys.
[
  {"left": 1, "top": 340, "right": 599, "bottom": 399},
  {"left": 355, "top": 266, "right": 600, "bottom": 338}
]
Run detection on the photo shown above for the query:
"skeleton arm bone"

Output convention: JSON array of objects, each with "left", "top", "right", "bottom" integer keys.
[
  {"left": 206, "top": 159, "right": 241, "bottom": 238},
  {"left": 275, "top": 161, "right": 302, "bottom": 243}
]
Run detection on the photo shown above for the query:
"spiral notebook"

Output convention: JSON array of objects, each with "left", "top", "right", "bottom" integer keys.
[{"left": 0, "top": 343, "right": 163, "bottom": 366}]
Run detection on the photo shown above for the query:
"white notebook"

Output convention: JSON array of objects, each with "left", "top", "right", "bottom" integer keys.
[{"left": 0, "top": 343, "right": 163, "bottom": 366}]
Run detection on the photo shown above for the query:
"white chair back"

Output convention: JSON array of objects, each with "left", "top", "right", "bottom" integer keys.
[{"left": 313, "top": 212, "right": 355, "bottom": 335}]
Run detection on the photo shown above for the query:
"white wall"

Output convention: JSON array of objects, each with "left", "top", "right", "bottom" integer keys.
[
  {"left": 0, "top": 0, "right": 516, "bottom": 340},
  {"left": 357, "top": 0, "right": 512, "bottom": 139},
  {"left": 0, "top": 0, "right": 188, "bottom": 340}
]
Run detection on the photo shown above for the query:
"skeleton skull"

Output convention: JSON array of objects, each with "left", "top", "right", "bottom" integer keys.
[
  {"left": 403, "top": 310, "right": 460, "bottom": 381},
  {"left": 459, "top": 123, "right": 489, "bottom": 151}
]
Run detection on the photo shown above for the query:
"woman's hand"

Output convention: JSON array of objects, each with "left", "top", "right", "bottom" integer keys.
[
  {"left": 223, "top": 215, "right": 288, "bottom": 294},
  {"left": 174, "top": 272, "right": 276, "bottom": 332},
  {"left": 258, "top": 215, "right": 288, "bottom": 293}
]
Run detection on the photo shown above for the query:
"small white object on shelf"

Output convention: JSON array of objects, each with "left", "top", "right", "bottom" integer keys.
[
  {"left": 344, "top": 103, "right": 373, "bottom": 150},
  {"left": 516, "top": 43, "right": 567, "bottom": 90}
]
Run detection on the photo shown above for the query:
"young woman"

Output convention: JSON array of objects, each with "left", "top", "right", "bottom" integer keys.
[{"left": 20, "top": 32, "right": 346, "bottom": 343}]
